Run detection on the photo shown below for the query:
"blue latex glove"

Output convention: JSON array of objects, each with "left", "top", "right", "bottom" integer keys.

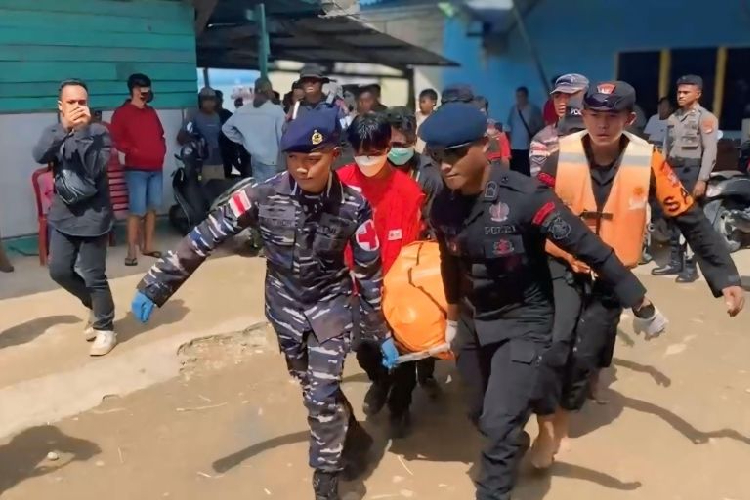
[
  {"left": 380, "top": 337, "right": 400, "bottom": 369},
  {"left": 131, "top": 291, "right": 156, "bottom": 323}
]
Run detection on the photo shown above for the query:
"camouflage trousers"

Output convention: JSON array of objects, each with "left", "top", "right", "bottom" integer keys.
[{"left": 269, "top": 309, "right": 353, "bottom": 472}]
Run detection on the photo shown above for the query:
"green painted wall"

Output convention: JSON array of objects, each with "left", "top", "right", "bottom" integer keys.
[{"left": 0, "top": 0, "right": 197, "bottom": 112}]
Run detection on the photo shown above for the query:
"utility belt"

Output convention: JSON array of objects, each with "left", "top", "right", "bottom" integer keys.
[{"left": 667, "top": 157, "right": 701, "bottom": 169}]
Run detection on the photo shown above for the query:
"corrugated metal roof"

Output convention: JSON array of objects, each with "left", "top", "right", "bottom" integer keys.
[{"left": 198, "top": 12, "right": 457, "bottom": 69}]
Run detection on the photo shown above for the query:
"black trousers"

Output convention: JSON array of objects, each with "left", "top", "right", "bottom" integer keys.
[
  {"left": 48, "top": 229, "right": 114, "bottom": 331},
  {"left": 509, "top": 150, "right": 531, "bottom": 176},
  {"left": 554, "top": 277, "right": 623, "bottom": 411},
  {"left": 357, "top": 340, "right": 436, "bottom": 415},
  {"left": 666, "top": 165, "right": 701, "bottom": 254},
  {"left": 454, "top": 315, "right": 548, "bottom": 500}
]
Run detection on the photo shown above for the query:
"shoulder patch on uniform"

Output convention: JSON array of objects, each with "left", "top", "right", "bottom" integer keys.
[
  {"left": 701, "top": 116, "right": 717, "bottom": 134},
  {"left": 537, "top": 172, "right": 556, "bottom": 188},
  {"left": 229, "top": 189, "right": 252, "bottom": 217}
]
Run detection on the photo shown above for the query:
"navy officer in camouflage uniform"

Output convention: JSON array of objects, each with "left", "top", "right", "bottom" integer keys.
[
  {"left": 529, "top": 73, "right": 589, "bottom": 177},
  {"left": 130, "top": 107, "right": 399, "bottom": 500}
]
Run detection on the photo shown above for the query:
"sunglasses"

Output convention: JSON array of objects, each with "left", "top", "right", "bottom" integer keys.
[{"left": 426, "top": 140, "right": 476, "bottom": 163}]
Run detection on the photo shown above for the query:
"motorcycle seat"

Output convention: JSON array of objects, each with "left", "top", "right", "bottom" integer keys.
[{"left": 709, "top": 170, "right": 746, "bottom": 180}]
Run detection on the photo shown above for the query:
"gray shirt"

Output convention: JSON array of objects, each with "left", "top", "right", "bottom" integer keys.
[
  {"left": 506, "top": 104, "right": 544, "bottom": 150},
  {"left": 222, "top": 101, "right": 285, "bottom": 166},
  {"left": 184, "top": 110, "right": 223, "bottom": 166},
  {"left": 32, "top": 123, "right": 113, "bottom": 237},
  {"left": 663, "top": 105, "right": 719, "bottom": 181}
]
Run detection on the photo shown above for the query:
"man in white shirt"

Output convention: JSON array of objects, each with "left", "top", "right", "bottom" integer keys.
[{"left": 644, "top": 97, "right": 674, "bottom": 147}]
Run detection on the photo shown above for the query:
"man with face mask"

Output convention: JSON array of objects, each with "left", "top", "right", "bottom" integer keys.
[
  {"left": 531, "top": 81, "right": 743, "bottom": 469},
  {"left": 337, "top": 114, "right": 426, "bottom": 435},
  {"left": 129, "top": 107, "right": 397, "bottom": 500}
]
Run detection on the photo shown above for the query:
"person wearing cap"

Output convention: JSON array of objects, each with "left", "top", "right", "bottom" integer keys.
[
  {"left": 178, "top": 87, "right": 225, "bottom": 181},
  {"left": 289, "top": 63, "right": 348, "bottom": 129},
  {"left": 222, "top": 77, "right": 286, "bottom": 183},
  {"left": 532, "top": 81, "right": 743, "bottom": 469},
  {"left": 652, "top": 74, "right": 720, "bottom": 282},
  {"left": 529, "top": 73, "right": 589, "bottom": 177},
  {"left": 422, "top": 101, "right": 658, "bottom": 500},
  {"left": 130, "top": 107, "right": 398, "bottom": 500},
  {"left": 336, "top": 112, "right": 427, "bottom": 437}
]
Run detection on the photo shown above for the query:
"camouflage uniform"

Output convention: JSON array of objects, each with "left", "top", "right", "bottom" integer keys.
[
  {"left": 137, "top": 171, "right": 388, "bottom": 472},
  {"left": 529, "top": 124, "right": 560, "bottom": 178}
]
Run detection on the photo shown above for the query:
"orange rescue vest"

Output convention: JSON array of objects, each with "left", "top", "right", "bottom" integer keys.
[{"left": 546, "top": 131, "right": 652, "bottom": 273}]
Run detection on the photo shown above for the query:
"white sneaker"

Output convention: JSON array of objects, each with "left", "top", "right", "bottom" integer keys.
[
  {"left": 90, "top": 330, "right": 117, "bottom": 357},
  {"left": 83, "top": 311, "right": 96, "bottom": 342}
]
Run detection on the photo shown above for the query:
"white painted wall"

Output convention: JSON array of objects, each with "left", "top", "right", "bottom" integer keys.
[{"left": 0, "top": 108, "right": 186, "bottom": 238}]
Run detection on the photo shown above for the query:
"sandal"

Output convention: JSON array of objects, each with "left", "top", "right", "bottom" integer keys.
[
  {"left": 142, "top": 250, "right": 162, "bottom": 259},
  {"left": 124, "top": 256, "right": 138, "bottom": 266}
]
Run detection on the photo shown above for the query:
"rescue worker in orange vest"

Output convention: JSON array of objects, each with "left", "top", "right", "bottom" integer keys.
[
  {"left": 531, "top": 81, "right": 745, "bottom": 468},
  {"left": 338, "top": 113, "right": 428, "bottom": 436}
]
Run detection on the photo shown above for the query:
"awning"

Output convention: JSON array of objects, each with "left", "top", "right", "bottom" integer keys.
[{"left": 197, "top": 13, "right": 458, "bottom": 70}]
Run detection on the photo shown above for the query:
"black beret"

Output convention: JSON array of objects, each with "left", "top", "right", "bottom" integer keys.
[
  {"left": 280, "top": 107, "right": 341, "bottom": 153},
  {"left": 418, "top": 103, "right": 487, "bottom": 148},
  {"left": 583, "top": 81, "right": 636, "bottom": 112},
  {"left": 676, "top": 74, "right": 703, "bottom": 89}
]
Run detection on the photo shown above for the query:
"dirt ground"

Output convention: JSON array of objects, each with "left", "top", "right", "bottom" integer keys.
[{"left": 0, "top": 275, "right": 749, "bottom": 500}]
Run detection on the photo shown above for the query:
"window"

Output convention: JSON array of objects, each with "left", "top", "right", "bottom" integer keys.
[
  {"left": 720, "top": 48, "right": 750, "bottom": 131},
  {"left": 616, "top": 51, "right": 660, "bottom": 118}
]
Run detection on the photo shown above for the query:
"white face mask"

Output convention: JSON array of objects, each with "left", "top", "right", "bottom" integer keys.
[{"left": 354, "top": 154, "right": 388, "bottom": 177}]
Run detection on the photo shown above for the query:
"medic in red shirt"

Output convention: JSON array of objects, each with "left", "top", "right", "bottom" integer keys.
[{"left": 338, "top": 113, "right": 428, "bottom": 437}]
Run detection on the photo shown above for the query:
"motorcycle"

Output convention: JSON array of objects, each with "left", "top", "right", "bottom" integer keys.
[
  {"left": 703, "top": 169, "right": 750, "bottom": 253},
  {"left": 168, "top": 122, "right": 254, "bottom": 235}
]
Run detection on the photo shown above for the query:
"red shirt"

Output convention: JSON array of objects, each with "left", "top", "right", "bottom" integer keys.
[
  {"left": 110, "top": 103, "right": 166, "bottom": 170},
  {"left": 339, "top": 164, "right": 425, "bottom": 275},
  {"left": 543, "top": 98, "right": 557, "bottom": 126},
  {"left": 487, "top": 131, "right": 511, "bottom": 161}
]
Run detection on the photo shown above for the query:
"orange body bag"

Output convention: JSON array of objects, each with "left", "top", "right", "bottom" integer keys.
[{"left": 382, "top": 241, "right": 454, "bottom": 361}]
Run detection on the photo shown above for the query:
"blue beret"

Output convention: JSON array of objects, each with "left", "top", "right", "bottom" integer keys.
[
  {"left": 280, "top": 107, "right": 341, "bottom": 153},
  {"left": 418, "top": 103, "right": 487, "bottom": 148}
]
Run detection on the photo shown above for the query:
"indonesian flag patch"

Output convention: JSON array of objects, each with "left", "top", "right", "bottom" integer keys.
[
  {"left": 229, "top": 189, "right": 252, "bottom": 217},
  {"left": 355, "top": 219, "right": 380, "bottom": 252}
]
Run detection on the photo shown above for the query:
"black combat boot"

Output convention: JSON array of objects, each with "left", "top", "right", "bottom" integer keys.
[
  {"left": 389, "top": 411, "right": 412, "bottom": 439},
  {"left": 341, "top": 419, "right": 374, "bottom": 481},
  {"left": 676, "top": 257, "right": 699, "bottom": 283},
  {"left": 313, "top": 470, "right": 340, "bottom": 500},
  {"left": 362, "top": 381, "right": 390, "bottom": 416},
  {"left": 651, "top": 246, "right": 683, "bottom": 276}
]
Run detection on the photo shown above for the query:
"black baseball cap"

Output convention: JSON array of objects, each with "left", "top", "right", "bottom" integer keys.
[
  {"left": 551, "top": 73, "right": 589, "bottom": 94},
  {"left": 676, "top": 74, "right": 703, "bottom": 89},
  {"left": 441, "top": 84, "right": 474, "bottom": 104},
  {"left": 583, "top": 81, "right": 636, "bottom": 112},
  {"left": 299, "top": 63, "right": 330, "bottom": 83}
]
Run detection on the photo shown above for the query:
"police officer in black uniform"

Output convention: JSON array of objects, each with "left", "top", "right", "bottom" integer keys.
[{"left": 421, "top": 102, "right": 659, "bottom": 500}]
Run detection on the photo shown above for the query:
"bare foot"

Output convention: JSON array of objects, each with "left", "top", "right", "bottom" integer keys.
[
  {"left": 557, "top": 436, "right": 573, "bottom": 454},
  {"left": 588, "top": 370, "right": 610, "bottom": 404},
  {"left": 529, "top": 417, "right": 557, "bottom": 469}
]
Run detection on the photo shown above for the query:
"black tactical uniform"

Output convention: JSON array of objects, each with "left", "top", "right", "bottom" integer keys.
[{"left": 421, "top": 102, "right": 648, "bottom": 500}]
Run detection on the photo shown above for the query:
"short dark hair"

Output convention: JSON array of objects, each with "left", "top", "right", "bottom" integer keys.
[
  {"left": 473, "top": 95, "right": 489, "bottom": 110},
  {"left": 385, "top": 106, "right": 417, "bottom": 143},
  {"left": 347, "top": 113, "right": 392, "bottom": 152},
  {"left": 127, "top": 73, "right": 152, "bottom": 92},
  {"left": 516, "top": 86, "right": 529, "bottom": 96},
  {"left": 358, "top": 84, "right": 377, "bottom": 97},
  {"left": 419, "top": 88, "right": 438, "bottom": 101},
  {"left": 59, "top": 78, "right": 88, "bottom": 97}
]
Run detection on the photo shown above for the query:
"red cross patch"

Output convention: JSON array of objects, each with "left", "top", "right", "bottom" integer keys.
[{"left": 355, "top": 219, "right": 380, "bottom": 252}]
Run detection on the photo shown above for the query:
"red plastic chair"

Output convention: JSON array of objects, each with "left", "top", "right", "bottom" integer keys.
[
  {"left": 103, "top": 121, "right": 129, "bottom": 246},
  {"left": 31, "top": 165, "right": 54, "bottom": 266}
]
